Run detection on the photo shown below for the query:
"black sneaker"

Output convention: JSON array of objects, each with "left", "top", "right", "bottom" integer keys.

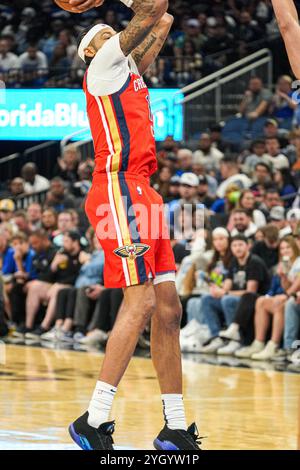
[
  {"left": 154, "top": 423, "right": 202, "bottom": 450},
  {"left": 25, "top": 326, "right": 48, "bottom": 340},
  {"left": 69, "top": 411, "right": 115, "bottom": 450},
  {"left": 12, "top": 324, "right": 32, "bottom": 338}
]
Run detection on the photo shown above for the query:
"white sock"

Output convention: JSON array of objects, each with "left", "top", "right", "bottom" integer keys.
[
  {"left": 161, "top": 394, "right": 187, "bottom": 431},
  {"left": 87, "top": 380, "right": 117, "bottom": 428},
  {"left": 227, "top": 323, "right": 239, "bottom": 335}
]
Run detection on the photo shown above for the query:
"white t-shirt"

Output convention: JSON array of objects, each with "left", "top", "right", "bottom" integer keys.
[{"left": 87, "top": 33, "right": 139, "bottom": 97}]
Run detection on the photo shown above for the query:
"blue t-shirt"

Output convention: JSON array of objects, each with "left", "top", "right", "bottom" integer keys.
[{"left": 1, "top": 246, "right": 15, "bottom": 275}]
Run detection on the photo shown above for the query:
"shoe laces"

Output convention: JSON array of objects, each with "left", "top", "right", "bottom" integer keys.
[{"left": 187, "top": 423, "right": 205, "bottom": 448}]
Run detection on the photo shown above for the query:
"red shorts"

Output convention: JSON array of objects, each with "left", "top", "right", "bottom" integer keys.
[{"left": 85, "top": 172, "right": 176, "bottom": 288}]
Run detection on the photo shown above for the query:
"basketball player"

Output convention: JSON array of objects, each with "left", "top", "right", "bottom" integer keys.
[
  {"left": 68, "top": 0, "right": 201, "bottom": 451},
  {"left": 271, "top": 0, "right": 300, "bottom": 80}
]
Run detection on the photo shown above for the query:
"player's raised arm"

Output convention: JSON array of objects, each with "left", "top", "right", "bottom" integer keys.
[
  {"left": 119, "top": 0, "right": 168, "bottom": 57},
  {"left": 131, "top": 13, "right": 174, "bottom": 75},
  {"left": 271, "top": 0, "right": 300, "bottom": 78}
]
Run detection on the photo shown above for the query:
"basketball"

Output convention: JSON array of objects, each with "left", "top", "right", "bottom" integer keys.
[{"left": 54, "top": 0, "right": 103, "bottom": 14}]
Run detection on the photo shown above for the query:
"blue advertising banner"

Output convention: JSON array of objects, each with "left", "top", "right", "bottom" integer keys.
[{"left": 0, "top": 88, "right": 183, "bottom": 142}]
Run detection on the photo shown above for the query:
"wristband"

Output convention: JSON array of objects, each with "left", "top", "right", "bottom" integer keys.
[{"left": 120, "top": 0, "right": 134, "bottom": 7}]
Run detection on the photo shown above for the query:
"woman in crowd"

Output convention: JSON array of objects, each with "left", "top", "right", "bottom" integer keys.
[
  {"left": 273, "top": 168, "right": 297, "bottom": 207},
  {"left": 236, "top": 236, "right": 300, "bottom": 360},
  {"left": 179, "top": 227, "right": 232, "bottom": 352},
  {"left": 236, "top": 189, "right": 266, "bottom": 227}
]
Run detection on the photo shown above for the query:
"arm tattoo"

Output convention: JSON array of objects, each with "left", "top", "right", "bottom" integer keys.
[
  {"left": 131, "top": 0, "right": 159, "bottom": 17},
  {"left": 132, "top": 32, "right": 157, "bottom": 66},
  {"left": 119, "top": 0, "right": 167, "bottom": 56},
  {"left": 120, "top": 15, "right": 154, "bottom": 56}
]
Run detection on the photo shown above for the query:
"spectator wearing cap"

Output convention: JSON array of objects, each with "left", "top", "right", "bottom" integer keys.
[
  {"left": 269, "top": 206, "right": 291, "bottom": 238},
  {"left": 163, "top": 175, "right": 181, "bottom": 204},
  {"left": 20, "top": 230, "right": 84, "bottom": 339},
  {"left": 263, "top": 119, "right": 288, "bottom": 142},
  {"left": 21, "top": 163, "right": 50, "bottom": 194},
  {"left": 264, "top": 137, "right": 289, "bottom": 170},
  {"left": 230, "top": 209, "right": 258, "bottom": 241},
  {"left": 287, "top": 208, "right": 300, "bottom": 235},
  {"left": 239, "top": 77, "right": 272, "bottom": 121},
  {"left": 168, "top": 173, "right": 201, "bottom": 227},
  {"left": 193, "top": 133, "right": 224, "bottom": 172},
  {"left": 197, "top": 175, "right": 215, "bottom": 208},
  {"left": 0, "top": 199, "right": 15, "bottom": 223},
  {"left": 217, "top": 157, "right": 251, "bottom": 199}
]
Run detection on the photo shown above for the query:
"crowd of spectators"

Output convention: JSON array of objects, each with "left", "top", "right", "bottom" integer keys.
[
  {"left": 0, "top": 0, "right": 288, "bottom": 89},
  {"left": 0, "top": 1, "right": 300, "bottom": 370},
  {"left": 0, "top": 119, "right": 300, "bottom": 368}
]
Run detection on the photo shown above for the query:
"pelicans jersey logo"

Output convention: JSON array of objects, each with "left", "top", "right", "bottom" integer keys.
[{"left": 114, "top": 243, "right": 150, "bottom": 260}]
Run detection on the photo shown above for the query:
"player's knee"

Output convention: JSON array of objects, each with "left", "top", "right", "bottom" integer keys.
[{"left": 158, "top": 301, "right": 182, "bottom": 331}]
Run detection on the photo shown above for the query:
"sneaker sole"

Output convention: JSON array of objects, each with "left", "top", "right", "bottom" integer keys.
[
  {"left": 68, "top": 423, "right": 93, "bottom": 450},
  {"left": 153, "top": 438, "right": 179, "bottom": 450}
]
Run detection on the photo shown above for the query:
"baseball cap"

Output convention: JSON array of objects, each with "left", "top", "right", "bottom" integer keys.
[
  {"left": 265, "top": 118, "right": 278, "bottom": 128},
  {"left": 180, "top": 173, "right": 199, "bottom": 187},
  {"left": 170, "top": 175, "right": 181, "bottom": 185},
  {"left": 187, "top": 19, "right": 200, "bottom": 28},
  {"left": 287, "top": 208, "right": 300, "bottom": 221},
  {"left": 198, "top": 175, "right": 208, "bottom": 185},
  {"left": 270, "top": 206, "right": 285, "bottom": 221},
  {"left": 0, "top": 199, "right": 15, "bottom": 212}
]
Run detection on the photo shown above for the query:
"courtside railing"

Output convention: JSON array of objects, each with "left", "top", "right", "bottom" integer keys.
[{"left": 177, "top": 49, "right": 273, "bottom": 140}]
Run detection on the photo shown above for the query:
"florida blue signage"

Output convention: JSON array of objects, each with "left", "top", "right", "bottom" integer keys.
[{"left": 0, "top": 88, "right": 183, "bottom": 142}]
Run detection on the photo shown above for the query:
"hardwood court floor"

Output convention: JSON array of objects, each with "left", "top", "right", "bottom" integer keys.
[{"left": 0, "top": 344, "right": 299, "bottom": 450}]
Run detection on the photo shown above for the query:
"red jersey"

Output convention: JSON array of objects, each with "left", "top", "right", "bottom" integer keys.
[{"left": 83, "top": 72, "right": 157, "bottom": 178}]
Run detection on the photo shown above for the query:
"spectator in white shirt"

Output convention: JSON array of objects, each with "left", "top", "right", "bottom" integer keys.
[
  {"left": 18, "top": 44, "right": 48, "bottom": 73},
  {"left": 193, "top": 133, "right": 224, "bottom": 172},
  {"left": 269, "top": 206, "right": 292, "bottom": 238},
  {"left": 230, "top": 209, "right": 258, "bottom": 240},
  {"left": 265, "top": 137, "right": 289, "bottom": 170},
  {"left": 21, "top": 163, "right": 50, "bottom": 194},
  {"left": 0, "top": 38, "right": 19, "bottom": 72}
]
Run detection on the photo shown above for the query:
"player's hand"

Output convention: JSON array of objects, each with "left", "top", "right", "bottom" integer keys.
[{"left": 69, "top": 0, "right": 105, "bottom": 13}]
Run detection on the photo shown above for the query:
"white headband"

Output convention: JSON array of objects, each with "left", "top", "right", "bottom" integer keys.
[{"left": 78, "top": 24, "right": 109, "bottom": 63}]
